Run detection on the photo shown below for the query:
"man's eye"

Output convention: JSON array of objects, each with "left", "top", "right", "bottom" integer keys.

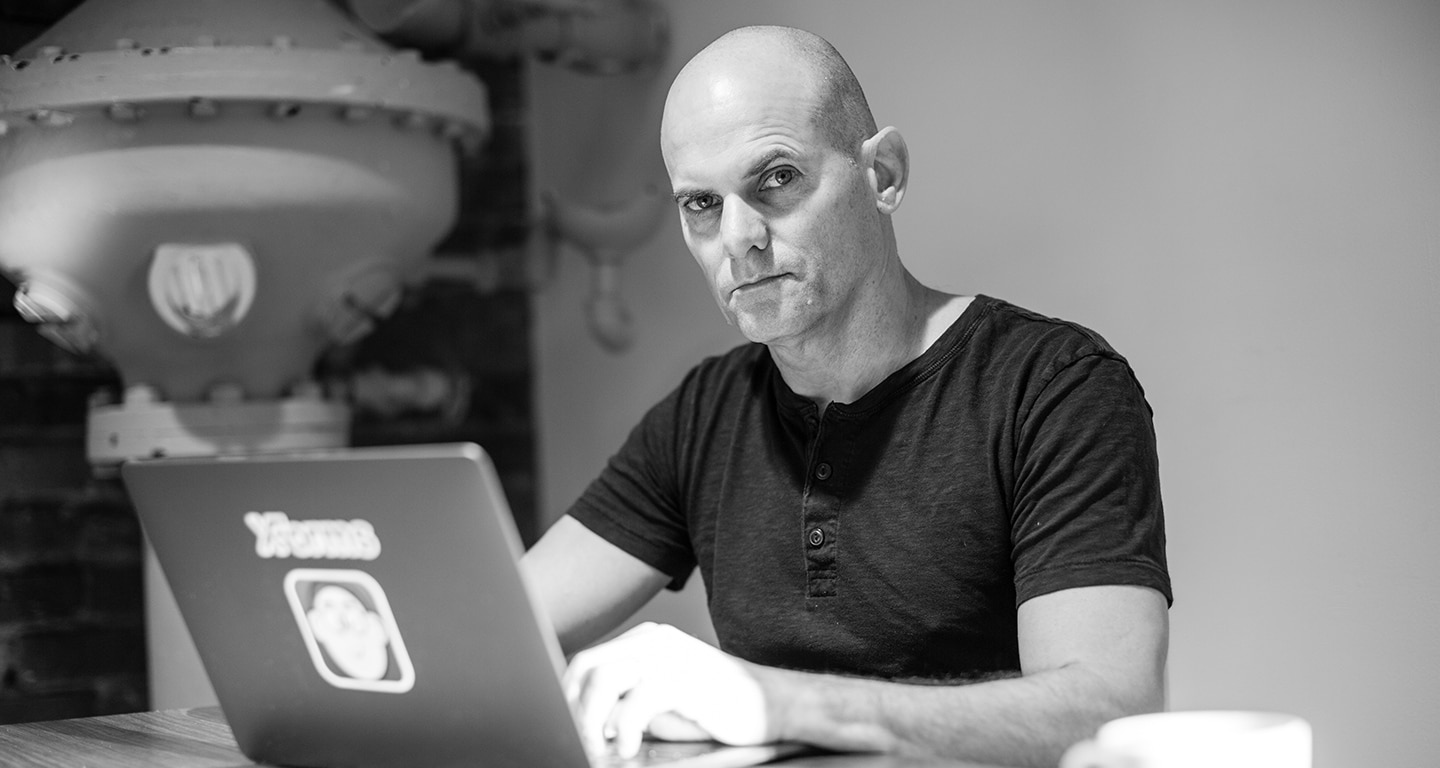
[
  {"left": 683, "top": 195, "right": 719, "bottom": 213},
  {"left": 759, "top": 167, "right": 797, "bottom": 190}
]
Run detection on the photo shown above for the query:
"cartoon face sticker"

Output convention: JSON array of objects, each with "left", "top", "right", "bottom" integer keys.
[{"left": 283, "top": 569, "right": 414, "bottom": 693}]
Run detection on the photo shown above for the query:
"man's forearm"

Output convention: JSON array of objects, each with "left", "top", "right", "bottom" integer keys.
[
  {"left": 753, "top": 662, "right": 1161, "bottom": 768},
  {"left": 562, "top": 588, "right": 1170, "bottom": 764}
]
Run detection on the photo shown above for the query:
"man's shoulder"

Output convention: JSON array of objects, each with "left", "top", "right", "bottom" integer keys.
[
  {"left": 972, "top": 295, "right": 1125, "bottom": 362},
  {"left": 648, "top": 341, "right": 772, "bottom": 417},
  {"left": 963, "top": 297, "right": 1150, "bottom": 413}
]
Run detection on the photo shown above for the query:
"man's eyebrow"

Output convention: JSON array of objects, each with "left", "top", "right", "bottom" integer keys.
[
  {"left": 672, "top": 186, "right": 706, "bottom": 205},
  {"left": 744, "top": 148, "right": 799, "bottom": 179},
  {"left": 671, "top": 149, "right": 801, "bottom": 205}
]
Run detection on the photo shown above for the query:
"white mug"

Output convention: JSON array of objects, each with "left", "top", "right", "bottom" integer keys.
[{"left": 1094, "top": 710, "right": 1312, "bottom": 768}]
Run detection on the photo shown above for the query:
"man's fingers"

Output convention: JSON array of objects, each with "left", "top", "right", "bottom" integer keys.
[
  {"left": 561, "top": 623, "right": 770, "bottom": 755},
  {"left": 561, "top": 624, "right": 671, "bottom": 754},
  {"left": 570, "top": 662, "right": 642, "bottom": 754},
  {"left": 647, "top": 711, "right": 711, "bottom": 742},
  {"left": 608, "top": 682, "right": 675, "bottom": 759}
]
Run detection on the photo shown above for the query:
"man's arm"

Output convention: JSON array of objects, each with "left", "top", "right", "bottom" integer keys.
[
  {"left": 761, "top": 584, "right": 1168, "bottom": 766},
  {"left": 521, "top": 515, "right": 670, "bottom": 656},
  {"left": 567, "top": 584, "right": 1168, "bottom": 768}
]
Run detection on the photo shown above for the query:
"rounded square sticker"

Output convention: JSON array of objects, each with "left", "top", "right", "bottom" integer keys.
[{"left": 283, "top": 569, "right": 415, "bottom": 693}]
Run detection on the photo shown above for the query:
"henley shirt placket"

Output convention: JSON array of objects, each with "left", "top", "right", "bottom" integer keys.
[{"left": 801, "top": 411, "right": 844, "bottom": 603}]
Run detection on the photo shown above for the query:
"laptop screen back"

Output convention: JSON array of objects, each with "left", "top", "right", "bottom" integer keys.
[{"left": 122, "top": 443, "right": 591, "bottom": 768}]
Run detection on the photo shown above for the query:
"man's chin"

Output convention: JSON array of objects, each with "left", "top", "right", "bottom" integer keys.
[{"left": 733, "top": 316, "right": 798, "bottom": 346}]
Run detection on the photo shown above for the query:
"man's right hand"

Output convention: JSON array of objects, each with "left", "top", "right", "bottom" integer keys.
[{"left": 562, "top": 622, "right": 774, "bottom": 760}]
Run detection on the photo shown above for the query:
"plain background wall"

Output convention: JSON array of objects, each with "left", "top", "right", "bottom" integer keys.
[{"left": 530, "top": 2, "right": 1440, "bottom": 767}]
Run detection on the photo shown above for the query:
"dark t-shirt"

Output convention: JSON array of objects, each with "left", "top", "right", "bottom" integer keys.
[{"left": 568, "top": 295, "right": 1171, "bottom": 679}]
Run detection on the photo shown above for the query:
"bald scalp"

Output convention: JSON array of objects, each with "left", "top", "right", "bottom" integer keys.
[{"left": 678, "top": 25, "right": 878, "bottom": 161}]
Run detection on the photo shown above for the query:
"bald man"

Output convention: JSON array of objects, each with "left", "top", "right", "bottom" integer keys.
[{"left": 522, "top": 26, "right": 1171, "bottom": 768}]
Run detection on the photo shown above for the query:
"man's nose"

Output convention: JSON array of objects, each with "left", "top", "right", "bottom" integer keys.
[{"left": 720, "top": 197, "right": 768, "bottom": 259}]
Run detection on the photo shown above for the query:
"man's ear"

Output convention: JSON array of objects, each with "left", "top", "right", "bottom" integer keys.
[{"left": 861, "top": 126, "right": 909, "bottom": 215}]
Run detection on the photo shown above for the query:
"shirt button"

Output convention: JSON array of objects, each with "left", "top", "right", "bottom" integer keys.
[
  {"left": 814, "top": 462, "right": 832, "bottom": 481},
  {"left": 807, "top": 527, "right": 825, "bottom": 547}
]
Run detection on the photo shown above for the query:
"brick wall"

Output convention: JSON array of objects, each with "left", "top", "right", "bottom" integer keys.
[
  {"left": 0, "top": 16, "right": 537, "bottom": 724},
  {"left": 0, "top": 485, "right": 147, "bottom": 723},
  {"left": 0, "top": 298, "right": 145, "bottom": 724}
]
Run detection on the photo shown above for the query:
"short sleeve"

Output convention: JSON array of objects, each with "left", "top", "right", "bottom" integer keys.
[
  {"left": 565, "top": 382, "right": 698, "bottom": 589},
  {"left": 1010, "top": 352, "right": 1172, "bottom": 606}
]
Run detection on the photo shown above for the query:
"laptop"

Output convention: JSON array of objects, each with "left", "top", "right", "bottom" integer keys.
[{"left": 121, "top": 443, "right": 806, "bottom": 768}]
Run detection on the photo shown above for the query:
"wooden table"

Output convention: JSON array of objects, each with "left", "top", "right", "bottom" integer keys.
[
  {"left": 0, "top": 708, "right": 248, "bottom": 767},
  {"left": 0, "top": 706, "right": 1010, "bottom": 767}
]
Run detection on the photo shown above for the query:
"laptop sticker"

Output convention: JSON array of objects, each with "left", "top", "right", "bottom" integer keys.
[
  {"left": 245, "top": 511, "right": 381, "bottom": 560},
  {"left": 283, "top": 569, "right": 415, "bottom": 693}
]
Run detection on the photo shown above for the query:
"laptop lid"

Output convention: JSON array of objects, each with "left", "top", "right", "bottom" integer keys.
[{"left": 123, "top": 443, "right": 598, "bottom": 768}]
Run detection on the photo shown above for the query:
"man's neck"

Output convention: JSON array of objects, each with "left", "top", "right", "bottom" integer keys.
[{"left": 768, "top": 273, "right": 971, "bottom": 412}]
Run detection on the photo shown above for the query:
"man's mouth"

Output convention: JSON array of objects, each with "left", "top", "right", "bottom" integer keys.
[{"left": 730, "top": 274, "right": 789, "bottom": 298}]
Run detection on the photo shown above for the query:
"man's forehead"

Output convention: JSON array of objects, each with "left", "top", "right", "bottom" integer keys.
[
  {"left": 663, "top": 110, "right": 814, "bottom": 192},
  {"left": 663, "top": 72, "right": 821, "bottom": 178}
]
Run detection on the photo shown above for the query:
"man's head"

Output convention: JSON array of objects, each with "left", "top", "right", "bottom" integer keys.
[
  {"left": 660, "top": 26, "right": 909, "bottom": 346},
  {"left": 727, "top": 27, "right": 877, "bottom": 162}
]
